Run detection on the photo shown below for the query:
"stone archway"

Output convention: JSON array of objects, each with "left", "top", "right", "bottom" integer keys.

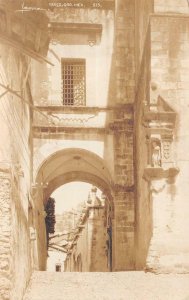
[
  {"left": 33, "top": 147, "right": 136, "bottom": 272},
  {"left": 33, "top": 148, "right": 114, "bottom": 271},
  {"left": 35, "top": 148, "right": 113, "bottom": 204}
]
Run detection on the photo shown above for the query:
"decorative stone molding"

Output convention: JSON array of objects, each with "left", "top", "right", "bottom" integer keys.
[
  {"left": 143, "top": 95, "right": 179, "bottom": 181},
  {"left": 49, "top": 22, "right": 103, "bottom": 46}
]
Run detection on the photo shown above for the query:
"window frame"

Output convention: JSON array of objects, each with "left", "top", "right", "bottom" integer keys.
[{"left": 61, "top": 58, "right": 86, "bottom": 106}]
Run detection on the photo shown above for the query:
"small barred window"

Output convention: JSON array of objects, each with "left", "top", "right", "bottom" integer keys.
[{"left": 61, "top": 58, "right": 86, "bottom": 106}]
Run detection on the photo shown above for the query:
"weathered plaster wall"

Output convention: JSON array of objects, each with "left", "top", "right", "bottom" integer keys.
[
  {"left": 0, "top": 45, "right": 33, "bottom": 299},
  {"left": 146, "top": 15, "right": 189, "bottom": 273}
]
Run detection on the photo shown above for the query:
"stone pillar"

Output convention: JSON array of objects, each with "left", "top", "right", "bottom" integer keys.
[
  {"left": 111, "top": 114, "right": 135, "bottom": 271},
  {"left": 0, "top": 166, "right": 12, "bottom": 300},
  {"left": 113, "top": 190, "right": 135, "bottom": 271},
  {"left": 109, "top": 0, "right": 136, "bottom": 270}
]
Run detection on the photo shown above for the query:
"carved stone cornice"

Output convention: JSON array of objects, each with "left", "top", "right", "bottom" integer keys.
[
  {"left": 35, "top": 104, "right": 133, "bottom": 114},
  {"left": 143, "top": 95, "right": 178, "bottom": 174}
]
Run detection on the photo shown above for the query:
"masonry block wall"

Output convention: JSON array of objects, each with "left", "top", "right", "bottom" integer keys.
[
  {"left": 112, "top": 110, "right": 135, "bottom": 270},
  {"left": 107, "top": 0, "right": 136, "bottom": 270},
  {"left": 145, "top": 14, "right": 189, "bottom": 273}
]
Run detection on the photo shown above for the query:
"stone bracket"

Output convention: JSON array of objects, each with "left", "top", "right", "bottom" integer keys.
[{"left": 143, "top": 167, "right": 180, "bottom": 182}]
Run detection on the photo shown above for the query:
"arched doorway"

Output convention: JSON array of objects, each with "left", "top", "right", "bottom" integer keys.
[{"left": 32, "top": 148, "right": 114, "bottom": 271}]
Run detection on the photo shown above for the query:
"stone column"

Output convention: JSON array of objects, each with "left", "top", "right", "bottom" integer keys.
[
  {"left": 110, "top": 115, "right": 135, "bottom": 271},
  {"left": 113, "top": 189, "right": 135, "bottom": 271}
]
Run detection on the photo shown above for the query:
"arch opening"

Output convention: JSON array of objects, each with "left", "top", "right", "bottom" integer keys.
[
  {"left": 33, "top": 148, "right": 114, "bottom": 272},
  {"left": 46, "top": 182, "right": 112, "bottom": 272},
  {"left": 35, "top": 148, "right": 113, "bottom": 203}
]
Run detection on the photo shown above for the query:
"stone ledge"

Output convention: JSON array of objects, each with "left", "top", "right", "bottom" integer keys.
[{"left": 143, "top": 167, "right": 179, "bottom": 181}]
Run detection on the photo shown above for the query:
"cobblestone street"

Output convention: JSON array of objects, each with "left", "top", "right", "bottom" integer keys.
[{"left": 23, "top": 271, "right": 189, "bottom": 300}]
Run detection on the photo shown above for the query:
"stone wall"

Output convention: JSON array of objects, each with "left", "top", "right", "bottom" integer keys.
[
  {"left": 0, "top": 44, "right": 33, "bottom": 298},
  {"left": 0, "top": 7, "right": 49, "bottom": 296},
  {"left": 146, "top": 14, "right": 189, "bottom": 273},
  {"left": 112, "top": 111, "right": 135, "bottom": 271},
  {"left": 107, "top": 0, "right": 136, "bottom": 270},
  {"left": 0, "top": 169, "right": 12, "bottom": 300}
]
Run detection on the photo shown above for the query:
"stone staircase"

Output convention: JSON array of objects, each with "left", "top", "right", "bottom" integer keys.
[{"left": 23, "top": 271, "right": 189, "bottom": 300}]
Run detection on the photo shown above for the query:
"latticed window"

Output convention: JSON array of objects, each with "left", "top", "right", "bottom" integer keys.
[{"left": 61, "top": 58, "right": 86, "bottom": 106}]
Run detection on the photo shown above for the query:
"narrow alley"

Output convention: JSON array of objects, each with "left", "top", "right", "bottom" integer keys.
[{"left": 1, "top": 1, "right": 189, "bottom": 299}]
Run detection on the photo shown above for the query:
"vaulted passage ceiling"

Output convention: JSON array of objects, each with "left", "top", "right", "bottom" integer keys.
[{"left": 35, "top": 148, "right": 113, "bottom": 203}]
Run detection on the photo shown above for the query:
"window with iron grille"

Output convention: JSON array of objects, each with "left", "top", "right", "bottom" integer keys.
[{"left": 61, "top": 58, "right": 86, "bottom": 106}]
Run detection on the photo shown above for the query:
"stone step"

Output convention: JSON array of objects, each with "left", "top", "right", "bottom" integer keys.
[{"left": 23, "top": 271, "right": 189, "bottom": 300}]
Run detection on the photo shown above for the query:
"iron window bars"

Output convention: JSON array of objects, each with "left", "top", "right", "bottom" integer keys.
[{"left": 61, "top": 58, "right": 86, "bottom": 106}]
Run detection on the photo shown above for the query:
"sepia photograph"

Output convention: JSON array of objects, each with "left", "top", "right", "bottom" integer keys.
[{"left": 0, "top": 0, "right": 189, "bottom": 299}]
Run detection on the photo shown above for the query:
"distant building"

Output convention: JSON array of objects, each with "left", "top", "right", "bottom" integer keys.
[
  {"left": 47, "top": 250, "right": 66, "bottom": 272},
  {"left": 64, "top": 186, "right": 111, "bottom": 272}
]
